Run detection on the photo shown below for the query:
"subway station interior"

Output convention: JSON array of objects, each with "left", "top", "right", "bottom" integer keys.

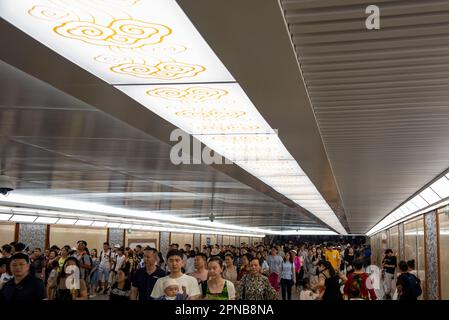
[{"left": 1, "top": 0, "right": 449, "bottom": 302}]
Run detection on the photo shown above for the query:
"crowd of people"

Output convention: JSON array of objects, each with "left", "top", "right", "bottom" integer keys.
[{"left": 0, "top": 239, "right": 422, "bottom": 301}]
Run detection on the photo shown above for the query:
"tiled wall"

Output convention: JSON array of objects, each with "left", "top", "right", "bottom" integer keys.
[
  {"left": 160, "top": 231, "right": 170, "bottom": 259},
  {"left": 425, "top": 211, "right": 439, "bottom": 300},
  {"left": 109, "top": 228, "right": 124, "bottom": 247},
  {"left": 18, "top": 223, "right": 46, "bottom": 250}
]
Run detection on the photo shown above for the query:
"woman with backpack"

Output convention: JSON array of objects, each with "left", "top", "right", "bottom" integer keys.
[{"left": 343, "top": 259, "right": 377, "bottom": 300}]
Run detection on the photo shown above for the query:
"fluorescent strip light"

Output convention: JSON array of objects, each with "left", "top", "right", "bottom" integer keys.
[
  {"left": 420, "top": 188, "right": 441, "bottom": 204},
  {"left": 0, "top": 213, "right": 12, "bottom": 221},
  {"left": 75, "top": 220, "right": 93, "bottom": 226},
  {"left": 56, "top": 218, "right": 77, "bottom": 225},
  {"left": 92, "top": 221, "right": 108, "bottom": 227},
  {"left": 9, "top": 214, "right": 37, "bottom": 222},
  {"left": 35, "top": 217, "right": 58, "bottom": 224},
  {"left": 106, "top": 222, "right": 120, "bottom": 228},
  {"left": 430, "top": 176, "right": 449, "bottom": 199}
]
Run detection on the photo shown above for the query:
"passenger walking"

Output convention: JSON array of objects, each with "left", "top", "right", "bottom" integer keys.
[
  {"left": 299, "top": 277, "right": 319, "bottom": 300},
  {"left": 396, "top": 261, "right": 422, "bottom": 300},
  {"left": 223, "top": 253, "right": 238, "bottom": 284},
  {"left": 343, "top": 259, "right": 377, "bottom": 300},
  {"left": 266, "top": 247, "right": 283, "bottom": 292},
  {"left": 130, "top": 247, "right": 166, "bottom": 300},
  {"left": 381, "top": 249, "right": 397, "bottom": 300},
  {"left": 97, "top": 242, "right": 114, "bottom": 294},
  {"left": 201, "top": 257, "right": 236, "bottom": 300},
  {"left": 189, "top": 253, "right": 208, "bottom": 284},
  {"left": 89, "top": 249, "right": 99, "bottom": 298},
  {"left": 317, "top": 260, "right": 343, "bottom": 300},
  {"left": 0, "top": 253, "right": 46, "bottom": 301},
  {"left": 280, "top": 251, "right": 296, "bottom": 300},
  {"left": 109, "top": 268, "right": 131, "bottom": 301},
  {"left": 237, "top": 253, "right": 252, "bottom": 282},
  {"left": 50, "top": 257, "right": 88, "bottom": 300},
  {"left": 151, "top": 249, "right": 201, "bottom": 300},
  {"left": 237, "top": 257, "right": 277, "bottom": 300}
]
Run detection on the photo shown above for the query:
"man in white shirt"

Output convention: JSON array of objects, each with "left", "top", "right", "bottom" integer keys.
[
  {"left": 98, "top": 242, "right": 115, "bottom": 294},
  {"left": 151, "top": 249, "right": 201, "bottom": 300}
]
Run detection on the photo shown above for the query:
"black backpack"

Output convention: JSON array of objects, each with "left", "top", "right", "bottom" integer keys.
[{"left": 403, "top": 273, "right": 422, "bottom": 298}]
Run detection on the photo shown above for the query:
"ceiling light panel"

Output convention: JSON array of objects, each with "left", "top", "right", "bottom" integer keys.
[
  {"left": 117, "top": 83, "right": 273, "bottom": 135},
  {"left": 75, "top": 219, "right": 93, "bottom": 226},
  {"left": 9, "top": 215, "right": 37, "bottom": 222},
  {"left": 420, "top": 188, "right": 441, "bottom": 204},
  {"left": 430, "top": 176, "right": 449, "bottom": 199},
  {"left": 1, "top": 0, "right": 233, "bottom": 84},
  {"left": 0, "top": 213, "right": 12, "bottom": 221},
  {"left": 56, "top": 218, "right": 77, "bottom": 225},
  {"left": 35, "top": 217, "right": 59, "bottom": 224}
]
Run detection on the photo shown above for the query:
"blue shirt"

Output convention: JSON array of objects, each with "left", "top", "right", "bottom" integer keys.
[{"left": 281, "top": 262, "right": 294, "bottom": 280}]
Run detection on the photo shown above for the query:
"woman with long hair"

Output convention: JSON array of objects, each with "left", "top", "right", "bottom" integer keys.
[
  {"left": 50, "top": 257, "right": 88, "bottom": 300},
  {"left": 109, "top": 268, "right": 131, "bottom": 300},
  {"left": 316, "top": 260, "right": 343, "bottom": 300},
  {"left": 89, "top": 249, "right": 99, "bottom": 298},
  {"left": 280, "top": 251, "right": 296, "bottom": 300}
]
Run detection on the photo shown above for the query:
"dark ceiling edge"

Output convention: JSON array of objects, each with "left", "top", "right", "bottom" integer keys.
[
  {"left": 0, "top": 18, "right": 333, "bottom": 232},
  {"left": 177, "top": 0, "right": 350, "bottom": 232},
  {"left": 275, "top": 0, "right": 352, "bottom": 231}
]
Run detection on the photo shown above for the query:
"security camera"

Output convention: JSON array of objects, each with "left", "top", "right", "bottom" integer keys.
[
  {"left": 0, "top": 175, "right": 14, "bottom": 195},
  {"left": 209, "top": 212, "right": 215, "bottom": 222}
]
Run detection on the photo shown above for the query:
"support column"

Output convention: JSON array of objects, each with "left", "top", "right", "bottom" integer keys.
[
  {"left": 425, "top": 211, "right": 440, "bottom": 300},
  {"left": 398, "top": 223, "right": 405, "bottom": 260},
  {"left": 160, "top": 231, "right": 170, "bottom": 259},
  {"left": 18, "top": 223, "right": 46, "bottom": 250},
  {"left": 108, "top": 228, "right": 124, "bottom": 247}
]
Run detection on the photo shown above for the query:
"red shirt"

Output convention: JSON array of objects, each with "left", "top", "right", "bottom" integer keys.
[{"left": 343, "top": 272, "right": 377, "bottom": 300}]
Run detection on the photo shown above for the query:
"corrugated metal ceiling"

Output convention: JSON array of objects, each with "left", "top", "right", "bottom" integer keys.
[{"left": 281, "top": 0, "right": 449, "bottom": 233}]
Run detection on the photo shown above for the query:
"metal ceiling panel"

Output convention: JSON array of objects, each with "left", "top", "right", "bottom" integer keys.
[{"left": 281, "top": 0, "right": 449, "bottom": 233}]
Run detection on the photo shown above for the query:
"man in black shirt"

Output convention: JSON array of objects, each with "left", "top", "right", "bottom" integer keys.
[
  {"left": 0, "top": 253, "right": 46, "bottom": 302},
  {"left": 130, "top": 247, "right": 166, "bottom": 301},
  {"left": 381, "top": 249, "right": 397, "bottom": 300}
]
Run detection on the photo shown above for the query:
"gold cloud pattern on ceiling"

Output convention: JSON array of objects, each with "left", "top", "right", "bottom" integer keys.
[
  {"left": 53, "top": 19, "right": 172, "bottom": 48},
  {"left": 146, "top": 87, "right": 228, "bottom": 102},
  {"left": 27, "top": 1, "right": 206, "bottom": 80}
]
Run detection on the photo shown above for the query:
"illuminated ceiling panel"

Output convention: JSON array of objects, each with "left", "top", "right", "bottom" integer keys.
[
  {"left": 0, "top": 0, "right": 233, "bottom": 84},
  {"left": 1, "top": 0, "right": 347, "bottom": 234},
  {"left": 116, "top": 83, "right": 274, "bottom": 135}
]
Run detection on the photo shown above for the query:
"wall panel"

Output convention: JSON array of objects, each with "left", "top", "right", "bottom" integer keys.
[
  {"left": 0, "top": 222, "right": 15, "bottom": 246},
  {"left": 49, "top": 226, "right": 107, "bottom": 252}
]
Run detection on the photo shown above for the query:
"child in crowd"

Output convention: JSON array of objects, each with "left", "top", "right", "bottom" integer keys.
[
  {"left": 299, "top": 277, "right": 319, "bottom": 300},
  {"left": 157, "top": 278, "right": 185, "bottom": 300}
]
